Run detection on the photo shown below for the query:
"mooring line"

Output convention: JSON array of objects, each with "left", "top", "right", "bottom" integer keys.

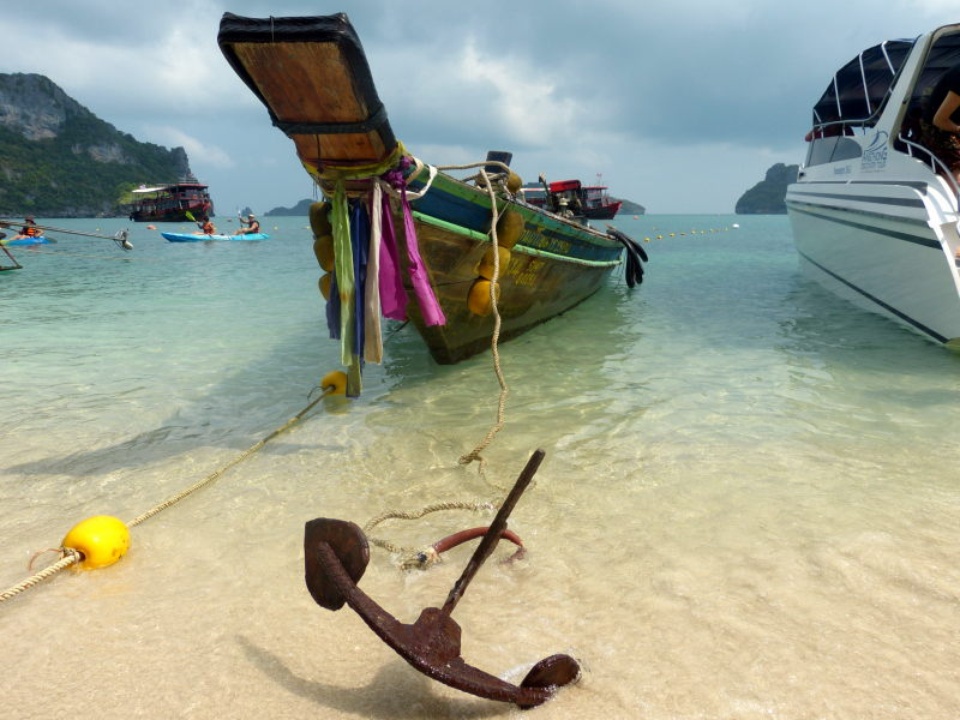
[{"left": 0, "top": 380, "right": 344, "bottom": 604}]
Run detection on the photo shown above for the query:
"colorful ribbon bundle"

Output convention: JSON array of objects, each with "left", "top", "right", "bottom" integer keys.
[{"left": 325, "top": 156, "right": 446, "bottom": 395}]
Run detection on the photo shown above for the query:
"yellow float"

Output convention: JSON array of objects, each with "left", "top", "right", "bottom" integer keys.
[
  {"left": 61, "top": 515, "right": 130, "bottom": 570},
  {"left": 494, "top": 210, "right": 524, "bottom": 249},
  {"left": 309, "top": 201, "right": 332, "bottom": 237},
  {"left": 313, "top": 234, "right": 335, "bottom": 271},
  {"left": 318, "top": 273, "right": 333, "bottom": 300},
  {"left": 477, "top": 246, "right": 511, "bottom": 281},
  {"left": 320, "top": 370, "right": 348, "bottom": 395},
  {"left": 467, "top": 279, "right": 500, "bottom": 316}
]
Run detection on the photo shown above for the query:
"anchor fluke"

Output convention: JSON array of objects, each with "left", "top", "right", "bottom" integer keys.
[
  {"left": 304, "top": 517, "right": 369, "bottom": 610},
  {"left": 519, "top": 653, "right": 582, "bottom": 706}
]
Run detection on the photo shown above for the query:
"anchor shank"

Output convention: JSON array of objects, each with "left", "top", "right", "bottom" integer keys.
[{"left": 440, "top": 449, "right": 545, "bottom": 616}]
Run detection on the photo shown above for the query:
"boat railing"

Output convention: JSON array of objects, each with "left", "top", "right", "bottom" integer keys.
[{"left": 896, "top": 133, "right": 960, "bottom": 202}]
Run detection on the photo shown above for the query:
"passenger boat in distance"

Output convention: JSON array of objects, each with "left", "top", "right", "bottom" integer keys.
[
  {"left": 523, "top": 178, "right": 622, "bottom": 220},
  {"left": 786, "top": 24, "right": 960, "bottom": 345},
  {"left": 129, "top": 181, "right": 215, "bottom": 223},
  {"left": 217, "top": 13, "right": 645, "bottom": 391}
]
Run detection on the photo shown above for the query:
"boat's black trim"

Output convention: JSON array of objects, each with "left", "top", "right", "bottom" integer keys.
[
  {"left": 796, "top": 251, "right": 947, "bottom": 343},
  {"left": 276, "top": 104, "right": 388, "bottom": 136},
  {"left": 788, "top": 189, "right": 925, "bottom": 210},
  {"left": 793, "top": 179, "right": 932, "bottom": 193},
  {"left": 787, "top": 202, "right": 942, "bottom": 249}
]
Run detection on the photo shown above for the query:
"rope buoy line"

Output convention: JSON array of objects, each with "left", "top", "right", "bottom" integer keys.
[
  {"left": 640, "top": 224, "right": 739, "bottom": 242},
  {"left": 18, "top": 247, "right": 165, "bottom": 263},
  {"left": 0, "top": 373, "right": 348, "bottom": 604}
]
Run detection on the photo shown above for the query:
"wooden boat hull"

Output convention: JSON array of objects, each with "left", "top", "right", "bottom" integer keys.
[
  {"left": 583, "top": 201, "right": 622, "bottom": 220},
  {"left": 129, "top": 182, "right": 215, "bottom": 223},
  {"left": 132, "top": 208, "right": 208, "bottom": 223},
  {"left": 218, "top": 13, "right": 634, "bottom": 368},
  {"left": 405, "top": 211, "right": 617, "bottom": 364}
]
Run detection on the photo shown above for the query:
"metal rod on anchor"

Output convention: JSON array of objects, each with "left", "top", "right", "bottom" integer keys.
[{"left": 440, "top": 448, "right": 544, "bottom": 616}]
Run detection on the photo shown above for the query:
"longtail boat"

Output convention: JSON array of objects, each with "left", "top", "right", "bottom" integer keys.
[{"left": 217, "top": 13, "right": 645, "bottom": 393}]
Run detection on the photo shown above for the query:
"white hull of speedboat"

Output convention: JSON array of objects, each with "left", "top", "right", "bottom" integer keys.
[
  {"left": 787, "top": 23, "right": 960, "bottom": 345},
  {"left": 788, "top": 195, "right": 960, "bottom": 342}
]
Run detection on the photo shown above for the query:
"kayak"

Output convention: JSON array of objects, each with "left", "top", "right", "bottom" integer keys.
[
  {"left": 1, "top": 235, "right": 51, "bottom": 246},
  {"left": 161, "top": 232, "right": 270, "bottom": 242}
]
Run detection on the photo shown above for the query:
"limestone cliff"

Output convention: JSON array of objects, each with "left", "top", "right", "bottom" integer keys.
[
  {"left": 735, "top": 163, "right": 799, "bottom": 215},
  {"left": 0, "top": 73, "right": 192, "bottom": 217}
]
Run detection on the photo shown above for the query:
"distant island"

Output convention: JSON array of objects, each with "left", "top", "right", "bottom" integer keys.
[
  {"left": 266, "top": 195, "right": 646, "bottom": 216},
  {"left": 618, "top": 198, "right": 645, "bottom": 216},
  {"left": 265, "top": 199, "right": 315, "bottom": 216},
  {"left": 0, "top": 73, "right": 194, "bottom": 217},
  {"left": 735, "top": 163, "right": 799, "bottom": 214}
]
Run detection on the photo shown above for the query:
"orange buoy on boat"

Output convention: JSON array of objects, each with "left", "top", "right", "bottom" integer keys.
[
  {"left": 313, "top": 234, "right": 335, "bottom": 272},
  {"left": 467, "top": 279, "right": 499, "bottom": 316},
  {"left": 494, "top": 210, "right": 524, "bottom": 249},
  {"left": 477, "top": 246, "right": 511, "bottom": 280},
  {"left": 309, "top": 201, "right": 332, "bottom": 237},
  {"left": 318, "top": 273, "right": 333, "bottom": 300}
]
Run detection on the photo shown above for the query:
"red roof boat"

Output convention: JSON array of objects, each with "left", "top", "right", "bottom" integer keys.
[{"left": 523, "top": 178, "right": 622, "bottom": 219}]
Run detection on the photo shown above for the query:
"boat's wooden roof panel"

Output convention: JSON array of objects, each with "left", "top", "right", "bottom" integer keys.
[{"left": 218, "top": 13, "right": 397, "bottom": 170}]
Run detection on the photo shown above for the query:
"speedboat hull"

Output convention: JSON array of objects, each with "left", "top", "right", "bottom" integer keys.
[{"left": 787, "top": 25, "right": 960, "bottom": 345}]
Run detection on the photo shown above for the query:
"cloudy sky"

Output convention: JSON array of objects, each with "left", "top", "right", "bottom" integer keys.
[{"left": 3, "top": 0, "right": 958, "bottom": 214}]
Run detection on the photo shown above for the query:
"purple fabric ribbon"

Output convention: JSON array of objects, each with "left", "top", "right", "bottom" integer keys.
[
  {"left": 381, "top": 161, "right": 446, "bottom": 327},
  {"left": 377, "top": 187, "right": 409, "bottom": 321}
]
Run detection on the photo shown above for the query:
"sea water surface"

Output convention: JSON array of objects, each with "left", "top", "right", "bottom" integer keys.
[{"left": 1, "top": 214, "right": 958, "bottom": 719}]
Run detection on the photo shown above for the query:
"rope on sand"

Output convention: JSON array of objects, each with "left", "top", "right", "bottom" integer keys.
[{"left": 0, "top": 384, "right": 341, "bottom": 605}]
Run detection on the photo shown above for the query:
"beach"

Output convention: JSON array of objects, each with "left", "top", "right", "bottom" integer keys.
[{"left": 2, "top": 214, "right": 959, "bottom": 719}]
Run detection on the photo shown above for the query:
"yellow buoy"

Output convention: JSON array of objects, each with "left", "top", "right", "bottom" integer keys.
[
  {"left": 506, "top": 171, "right": 523, "bottom": 194},
  {"left": 309, "top": 201, "right": 332, "bottom": 237},
  {"left": 494, "top": 210, "right": 524, "bottom": 249},
  {"left": 477, "top": 246, "right": 511, "bottom": 280},
  {"left": 320, "top": 370, "right": 348, "bottom": 395},
  {"left": 61, "top": 515, "right": 130, "bottom": 570},
  {"left": 318, "top": 273, "right": 333, "bottom": 301},
  {"left": 467, "top": 279, "right": 500, "bottom": 316},
  {"left": 313, "top": 234, "right": 335, "bottom": 272}
]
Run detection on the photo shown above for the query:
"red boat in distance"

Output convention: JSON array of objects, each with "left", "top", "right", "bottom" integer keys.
[
  {"left": 128, "top": 181, "right": 215, "bottom": 222},
  {"left": 523, "top": 178, "right": 622, "bottom": 220}
]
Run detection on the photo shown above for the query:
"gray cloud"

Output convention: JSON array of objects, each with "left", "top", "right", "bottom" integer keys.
[{"left": 1, "top": 1, "right": 957, "bottom": 213}]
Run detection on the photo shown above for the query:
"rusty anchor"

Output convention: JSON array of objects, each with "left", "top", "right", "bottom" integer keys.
[{"left": 303, "top": 448, "right": 581, "bottom": 709}]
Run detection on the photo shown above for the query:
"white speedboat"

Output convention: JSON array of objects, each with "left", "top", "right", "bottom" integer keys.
[{"left": 786, "top": 24, "right": 960, "bottom": 344}]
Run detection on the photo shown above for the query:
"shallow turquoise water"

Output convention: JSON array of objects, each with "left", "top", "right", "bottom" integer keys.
[{"left": 1, "top": 214, "right": 958, "bottom": 719}]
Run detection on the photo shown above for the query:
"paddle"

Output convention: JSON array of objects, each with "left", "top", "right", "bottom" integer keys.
[{"left": 185, "top": 210, "right": 214, "bottom": 236}]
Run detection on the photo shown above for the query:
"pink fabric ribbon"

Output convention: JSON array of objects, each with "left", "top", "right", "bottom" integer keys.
[{"left": 382, "top": 161, "right": 446, "bottom": 327}]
